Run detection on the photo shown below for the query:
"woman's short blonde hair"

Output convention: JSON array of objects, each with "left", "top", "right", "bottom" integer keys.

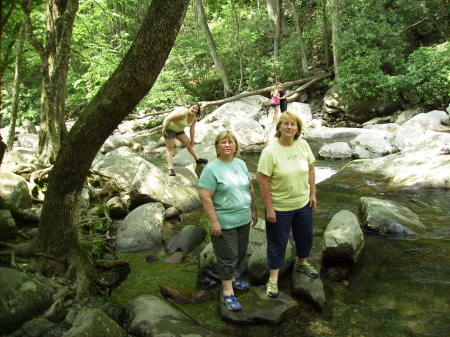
[
  {"left": 275, "top": 111, "right": 303, "bottom": 140},
  {"left": 214, "top": 130, "right": 239, "bottom": 157}
]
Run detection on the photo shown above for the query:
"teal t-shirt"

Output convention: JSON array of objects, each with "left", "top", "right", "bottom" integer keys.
[
  {"left": 257, "top": 139, "right": 315, "bottom": 211},
  {"left": 198, "top": 158, "right": 252, "bottom": 229}
]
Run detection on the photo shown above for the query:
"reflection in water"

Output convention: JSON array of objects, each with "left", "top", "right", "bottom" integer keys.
[{"left": 240, "top": 142, "right": 449, "bottom": 337}]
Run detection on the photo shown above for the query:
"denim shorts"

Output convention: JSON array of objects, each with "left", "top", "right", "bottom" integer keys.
[
  {"left": 266, "top": 203, "right": 314, "bottom": 270},
  {"left": 164, "top": 129, "right": 185, "bottom": 139}
]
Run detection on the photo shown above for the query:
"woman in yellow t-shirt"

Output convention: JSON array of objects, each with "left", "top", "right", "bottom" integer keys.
[
  {"left": 162, "top": 102, "right": 208, "bottom": 176},
  {"left": 257, "top": 111, "right": 318, "bottom": 299}
]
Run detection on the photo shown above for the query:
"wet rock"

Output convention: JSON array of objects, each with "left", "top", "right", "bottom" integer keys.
[
  {"left": 163, "top": 252, "right": 187, "bottom": 263},
  {"left": 114, "top": 202, "right": 165, "bottom": 253},
  {"left": 166, "top": 224, "right": 207, "bottom": 253},
  {"left": 63, "top": 308, "right": 126, "bottom": 337},
  {"left": 106, "top": 196, "right": 129, "bottom": 219},
  {"left": 359, "top": 197, "right": 426, "bottom": 234},
  {"left": 165, "top": 206, "right": 181, "bottom": 219},
  {"left": 218, "top": 286, "right": 299, "bottom": 324},
  {"left": 127, "top": 294, "right": 222, "bottom": 337},
  {"left": 322, "top": 210, "right": 364, "bottom": 263},
  {"left": 325, "top": 264, "right": 350, "bottom": 281},
  {"left": 0, "top": 267, "right": 53, "bottom": 335},
  {"left": 160, "top": 284, "right": 215, "bottom": 304},
  {"left": 65, "top": 297, "right": 126, "bottom": 327},
  {"left": 291, "top": 270, "right": 326, "bottom": 312},
  {"left": 247, "top": 243, "right": 294, "bottom": 286}
]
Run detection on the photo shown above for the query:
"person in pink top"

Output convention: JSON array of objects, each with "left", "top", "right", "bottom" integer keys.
[{"left": 271, "top": 87, "right": 281, "bottom": 123}]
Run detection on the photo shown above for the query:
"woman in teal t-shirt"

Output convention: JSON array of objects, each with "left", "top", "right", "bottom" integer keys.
[{"left": 198, "top": 130, "right": 258, "bottom": 311}]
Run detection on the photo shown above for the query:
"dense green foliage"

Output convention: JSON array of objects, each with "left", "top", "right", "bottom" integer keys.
[{"left": 1, "top": 0, "right": 449, "bottom": 125}]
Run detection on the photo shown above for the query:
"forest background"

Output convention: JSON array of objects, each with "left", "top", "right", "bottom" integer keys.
[
  {"left": 0, "top": 0, "right": 449, "bottom": 301},
  {"left": 2, "top": 0, "right": 449, "bottom": 127}
]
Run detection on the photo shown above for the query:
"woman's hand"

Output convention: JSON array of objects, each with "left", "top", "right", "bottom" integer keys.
[
  {"left": 210, "top": 221, "right": 222, "bottom": 237},
  {"left": 266, "top": 208, "right": 276, "bottom": 223},
  {"left": 252, "top": 211, "right": 258, "bottom": 227}
]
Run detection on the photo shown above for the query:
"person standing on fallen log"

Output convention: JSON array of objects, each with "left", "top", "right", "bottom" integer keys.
[
  {"left": 162, "top": 102, "right": 208, "bottom": 176},
  {"left": 271, "top": 87, "right": 281, "bottom": 123}
]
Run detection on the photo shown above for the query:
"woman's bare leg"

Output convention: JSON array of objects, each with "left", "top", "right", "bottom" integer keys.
[
  {"left": 164, "top": 137, "right": 176, "bottom": 169},
  {"left": 176, "top": 133, "right": 200, "bottom": 161}
]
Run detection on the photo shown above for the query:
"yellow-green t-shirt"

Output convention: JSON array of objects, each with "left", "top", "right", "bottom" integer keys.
[
  {"left": 257, "top": 139, "right": 315, "bottom": 211},
  {"left": 168, "top": 107, "right": 193, "bottom": 132}
]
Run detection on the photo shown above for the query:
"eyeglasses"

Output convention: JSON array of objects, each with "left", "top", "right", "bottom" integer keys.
[
  {"left": 281, "top": 122, "right": 297, "bottom": 127},
  {"left": 218, "top": 141, "right": 236, "bottom": 145}
]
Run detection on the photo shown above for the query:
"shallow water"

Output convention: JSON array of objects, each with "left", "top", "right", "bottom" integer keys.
[{"left": 111, "top": 138, "right": 450, "bottom": 336}]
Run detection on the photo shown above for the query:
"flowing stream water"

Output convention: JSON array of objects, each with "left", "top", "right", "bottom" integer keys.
[{"left": 111, "top": 138, "right": 449, "bottom": 337}]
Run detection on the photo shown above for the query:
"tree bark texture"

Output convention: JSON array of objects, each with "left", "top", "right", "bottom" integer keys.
[
  {"left": 194, "top": 0, "right": 231, "bottom": 97},
  {"left": 34, "top": 0, "right": 190, "bottom": 299},
  {"left": 22, "top": 0, "right": 78, "bottom": 164},
  {"left": 332, "top": 0, "right": 340, "bottom": 78},
  {"left": 7, "top": 18, "right": 26, "bottom": 150},
  {"left": 290, "top": 0, "right": 309, "bottom": 76},
  {"left": 322, "top": 0, "right": 331, "bottom": 69}
]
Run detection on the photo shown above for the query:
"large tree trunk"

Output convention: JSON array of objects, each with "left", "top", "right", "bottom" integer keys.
[
  {"left": 322, "top": 0, "right": 331, "bottom": 69},
  {"left": 32, "top": 0, "right": 190, "bottom": 301},
  {"left": 273, "top": 0, "right": 282, "bottom": 80},
  {"left": 231, "top": 0, "right": 244, "bottom": 91},
  {"left": 194, "top": 0, "right": 230, "bottom": 97},
  {"left": 7, "top": 18, "right": 26, "bottom": 150},
  {"left": 331, "top": 0, "right": 340, "bottom": 78},
  {"left": 289, "top": 0, "right": 309, "bottom": 76},
  {"left": 22, "top": 0, "right": 78, "bottom": 164}
]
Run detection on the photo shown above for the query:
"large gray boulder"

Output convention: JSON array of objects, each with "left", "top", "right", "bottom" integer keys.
[
  {"left": 218, "top": 286, "right": 300, "bottom": 324},
  {"left": 0, "top": 170, "right": 32, "bottom": 209},
  {"left": 350, "top": 132, "right": 397, "bottom": 159},
  {"left": 0, "top": 209, "right": 18, "bottom": 238},
  {"left": 21, "top": 120, "right": 38, "bottom": 134},
  {"left": 342, "top": 132, "right": 450, "bottom": 189},
  {"left": 393, "top": 125, "right": 425, "bottom": 151},
  {"left": 18, "top": 134, "right": 39, "bottom": 150},
  {"left": 114, "top": 202, "right": 165, "bottom": 253},
  {"left": 247, "top": 242, "right": 294, "bottom": 285},
  {"left": 129, "top": 160, "right": 201, "bottom": 213},
  {"left": 127, "top": 294, "right": 221, "bottom": 337},
  {"left": 402, "top": 110, "right": 450, "bottom": 132},
  {"left": 166, "top": 224, "right": 207, "bottom": 254},
  {"left": 318, "top": 142, "right": 353, "bottom": 159},
  {"left": 359, "top": 197, "right": 426, "bottom": 234},
  {"left": 1, "top": 147, "right": 38, "bottom": 173},
  {"left": 291, "top": 270, "right": 326, "bottom": 311},
  {"left": 0, "top": 267, "right": 53, "bottom": 335},
  {"left": 62, "top": 308, "right": 126, "bottom": 337},
  {"left": 322, "top": 210, "right": 364, "bottom": 263}
]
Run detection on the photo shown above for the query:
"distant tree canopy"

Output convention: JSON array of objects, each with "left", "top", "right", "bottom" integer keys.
[{"left": 1, "top": 0, "right": 449, "bottom": 126}]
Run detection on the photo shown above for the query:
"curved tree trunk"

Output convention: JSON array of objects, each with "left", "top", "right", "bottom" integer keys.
[
  {"left": 33, "top": 0, "right": 190, "bottom": 301},
  {"left": 194, "top": 0, "right": 230, "bottom": 97}
]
